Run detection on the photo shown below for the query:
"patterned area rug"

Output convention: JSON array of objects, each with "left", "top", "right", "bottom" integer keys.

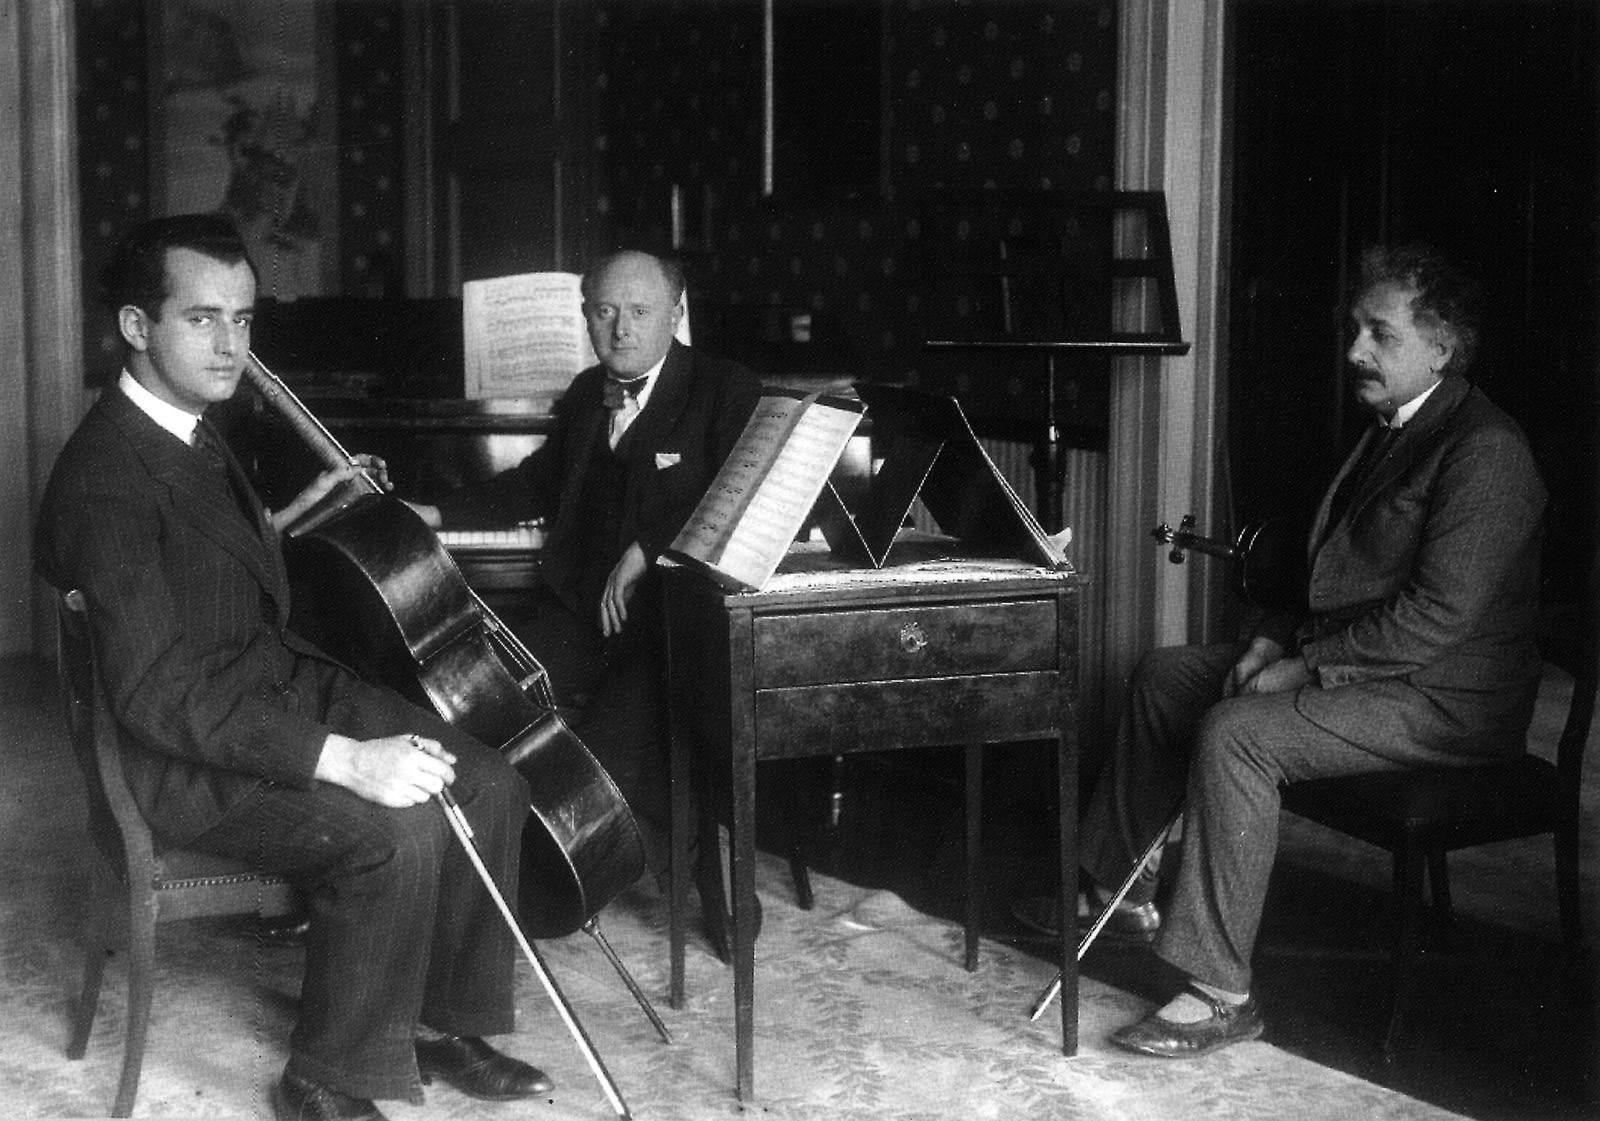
[{"left": 0, "top": 699, "right": 1464, "bottom": 1121}]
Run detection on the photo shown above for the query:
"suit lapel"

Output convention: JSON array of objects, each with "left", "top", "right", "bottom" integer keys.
[
  {"left": 1311, "top": 376, "right": 1472, "bottom": 553},
  {"left": 1355, "top": 375, "right": 1468, "bottom": 509},
  {"left": 622, "top": 341, "right": 692, "bottom": 474},
  {"left": 104, "top": 391, "right": 285, "bottom": 599}
]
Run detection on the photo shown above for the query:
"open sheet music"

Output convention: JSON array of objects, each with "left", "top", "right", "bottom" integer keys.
[
  {"left": 666, "top": 390, "right": 866, "bottom": 592},
  {"left": 463, "top": 272, "right": 596, "bottom": 399},
  {"left": 464, "top": 272, "right": 693, "bottom": 399}
]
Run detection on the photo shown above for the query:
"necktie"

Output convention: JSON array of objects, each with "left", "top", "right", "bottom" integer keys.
[
  {"left": 605, "top": 376, "right": 647, "bottom": 449},
  {"left": 193, "top": 419, "right": 258, "bottom": 529},
  {"left": 193, "top": 418, "right": 230, "bottom": 474},
  {"left": 1328, "top": 423, "right": 1398, "bottom": 528}
]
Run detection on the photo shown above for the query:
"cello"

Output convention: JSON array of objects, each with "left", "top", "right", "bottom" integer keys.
[{"left": 241, "top": 353, "right": 645, "bottom": 939}]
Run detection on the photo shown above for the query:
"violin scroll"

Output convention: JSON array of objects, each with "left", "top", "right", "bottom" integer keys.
[{"left": 1152, "top": 514, "right": 1199, "bottom": 565}]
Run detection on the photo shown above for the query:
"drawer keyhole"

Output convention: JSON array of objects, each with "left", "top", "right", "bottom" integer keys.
[{"left": 899, "top": 621, "right": 929, "bottom": 654}]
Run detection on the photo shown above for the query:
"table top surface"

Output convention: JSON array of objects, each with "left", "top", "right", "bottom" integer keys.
[{"left": 665, "top": 541, "right": 1084, "bottom": 609}]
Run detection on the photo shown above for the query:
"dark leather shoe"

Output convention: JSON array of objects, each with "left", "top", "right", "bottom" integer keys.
[
  {"left": 270, "top": 1072, "right": 386, "bottom": 1121},
  {"left": 415, "top": 1035, "right": 553, "bottom": 1101},
  {"left": 1009, "top": 892, "right": 1160, "bottom": 941},
  {"left": 1111, "top": 987, "right": 1265, "bottom": 1058}
]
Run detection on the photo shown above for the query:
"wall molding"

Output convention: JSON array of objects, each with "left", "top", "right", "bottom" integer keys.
[
  {"left": 4, "top": 0, "right": 85, "bottom": 657},
  {"left": 1105, "top": 0, "right": 1230, "bottom": 711}
]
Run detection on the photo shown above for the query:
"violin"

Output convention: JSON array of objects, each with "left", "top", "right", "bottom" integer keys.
[
  {"left": 243, "top": 353, "right": 644, "bottom": 938},
  {"left": 1151, "top": 513, "right": 1308, "bottom": 612}
]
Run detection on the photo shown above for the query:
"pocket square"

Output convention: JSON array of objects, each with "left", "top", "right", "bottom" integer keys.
[{"left": 655, "top": 452, "right": 682, "bottom": 469}]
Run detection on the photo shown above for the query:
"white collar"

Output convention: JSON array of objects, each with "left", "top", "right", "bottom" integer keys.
[
  {"left": 119, "top": 369, "right": 203, "bottom": 445},
  {"left": 1385, "top": 378, "right": 1442, "bottom": 429}
]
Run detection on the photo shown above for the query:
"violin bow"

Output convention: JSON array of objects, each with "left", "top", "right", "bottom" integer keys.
[{"left": 435, "top": 788, "right": 633, "bottom": 1119}]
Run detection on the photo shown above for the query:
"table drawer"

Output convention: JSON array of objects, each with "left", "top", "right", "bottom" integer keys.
[
  {"left": 751, "top": 598, "right": 1057, "bottom": 688},
  {"left": 754, "top": 672, "right": 1061, "bottom": 757}
]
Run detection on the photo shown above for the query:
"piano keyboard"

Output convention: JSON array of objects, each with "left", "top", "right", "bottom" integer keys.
[{"left": 436, "top": 525, "right": 546, "bottom": 553}]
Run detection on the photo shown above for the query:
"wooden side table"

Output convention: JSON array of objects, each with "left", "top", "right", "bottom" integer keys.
[{"left": 663, "top": 554, "right": 1084, "bottom": 1100}]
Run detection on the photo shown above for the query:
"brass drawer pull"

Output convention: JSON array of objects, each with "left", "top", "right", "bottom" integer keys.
[{"left": 898, "top": 621, "right": 929, "bottom": 653}]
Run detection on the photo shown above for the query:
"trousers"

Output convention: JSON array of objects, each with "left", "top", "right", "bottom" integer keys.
[
  {"left": 1078, "top": 643, "right": 1416, "bottom": 993},
  {"left": 189, "top": 659, "right": 530, "bottom": 1102}
]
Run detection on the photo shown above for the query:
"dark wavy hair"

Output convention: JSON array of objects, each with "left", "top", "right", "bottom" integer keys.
[
  {"left": 1357, "top": 242, "right": 1483, "bottom": 375},
  {"left": 97, "top": 213, "right": 256, "bottom": 320},
  {"left": 580, "top": 249, "right": 687, "bottom": 306}
]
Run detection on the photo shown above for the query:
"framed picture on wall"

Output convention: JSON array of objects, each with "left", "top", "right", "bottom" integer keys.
[{"left": 149, "top": 0, "right": 338, "bottom": 298}]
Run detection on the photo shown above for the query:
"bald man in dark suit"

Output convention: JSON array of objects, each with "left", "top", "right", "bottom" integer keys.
[
  {"left": 411, "top": 251, "right": 762, "bottom": 927},
  {"left": 37, "top": 215, "right": 552, "bottom": 1121}
]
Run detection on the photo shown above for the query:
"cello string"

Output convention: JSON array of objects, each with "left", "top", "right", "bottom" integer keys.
[{"left": 435, "top": 789, "right": 632, "bottom": 1119}]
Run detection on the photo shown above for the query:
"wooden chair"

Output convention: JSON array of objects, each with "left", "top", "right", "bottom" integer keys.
[
  {"left": 1280, "top": 555, "right": 1597, "bottom": 1058},
  {"left": 56, "top": 589, "right": 297, "bottom": 1118}
]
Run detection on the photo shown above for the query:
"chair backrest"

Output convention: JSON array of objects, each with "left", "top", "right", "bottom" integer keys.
[
  {"left": 1540, "top": 543, "right": 1600, "bottom": 806},
  {"left": 56, "top": 589, "right": 160, "bottom": 882}
]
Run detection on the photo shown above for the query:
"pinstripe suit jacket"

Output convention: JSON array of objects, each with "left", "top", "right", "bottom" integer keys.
[
  {"left": 1267, "top": 374, "right": 1547, "bottom": 762},
  {"left": 37, "top": 385, "right": 345, "bottom": 844}
]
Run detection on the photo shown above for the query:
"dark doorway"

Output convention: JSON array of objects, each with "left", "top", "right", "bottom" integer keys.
[{"left": 1226, "top": 0, "right": 1598, "bottom": 610}]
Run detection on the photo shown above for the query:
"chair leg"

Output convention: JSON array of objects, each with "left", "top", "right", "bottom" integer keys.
[
  {"left": 775, "top": 773, "right": 815, "bottom": 911},
  {"left": 67, "top": 900, "right": 111, "bottom": 1060},
  {"left": 1554, "top": 822, "right": 1583, "bottom": 946},
  {"left": 113, "top": 896, "right": 158, "bottom": 1118},
  {"left": 962, "top": 744, "right": 982, "bottom": 972},
  {"left": 1384, "top": 844, "right": 1427, "bottom": 1061},
  {"left": 1426, "top": 847, "right": 1454, "bottom": 947}
]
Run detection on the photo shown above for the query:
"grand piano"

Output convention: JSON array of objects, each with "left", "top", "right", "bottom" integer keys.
[{"left": 224, "top": 296, "right": 864, "bottom": 610}]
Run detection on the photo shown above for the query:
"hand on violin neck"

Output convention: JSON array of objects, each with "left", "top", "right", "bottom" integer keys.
[{"left": 315, "top": 732, "right": 457, "bottom": 807}]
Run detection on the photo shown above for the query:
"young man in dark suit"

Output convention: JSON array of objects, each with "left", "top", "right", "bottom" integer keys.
[
  {"left": 37, "top": 215, "right": 552, "bottom": 1121},
  {"left": 1068, "top": 244, "right": 1546, "bottom": 1057},
  {"left": 410, "top": 250, "right": 763, "bottom": 921}
]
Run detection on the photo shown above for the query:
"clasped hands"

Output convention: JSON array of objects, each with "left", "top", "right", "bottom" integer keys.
[{"left": 1223, "top": 635, "right": 1312, "bottom": 697}]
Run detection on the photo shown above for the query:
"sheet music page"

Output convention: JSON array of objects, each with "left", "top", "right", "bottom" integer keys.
[
  {"left": 463, "top": 273, "right": 596, "bottom": 399},
  {"left": 668, "top": 393, "right": 863, "bottom": 590},
  {"left": 710, "top": 404, "right": 863, "bottom": 588}
]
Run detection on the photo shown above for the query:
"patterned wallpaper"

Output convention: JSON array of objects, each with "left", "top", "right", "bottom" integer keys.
[
  {"left": 588, "top": 0, "right": 1120, "bottom": 430},
  {"left": 76, "top": 0, "right": 1119, "bottom": 404},
  {"left": 334, "top": 1, "right": 405, "bottom": 297},
  {"left": 77, "top": 0, "right": 151, "bottom": 384}
]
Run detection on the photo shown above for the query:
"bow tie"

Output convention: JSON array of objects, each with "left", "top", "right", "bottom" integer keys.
[{"left": 603, "top": 376, "right": 648, "bottom": 411}]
